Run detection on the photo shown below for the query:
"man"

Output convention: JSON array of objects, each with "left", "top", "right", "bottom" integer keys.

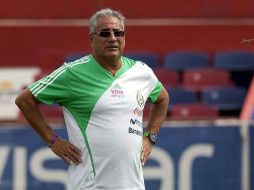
[{"left": 15, "top": 8, "right": 169, "bottom": 190}]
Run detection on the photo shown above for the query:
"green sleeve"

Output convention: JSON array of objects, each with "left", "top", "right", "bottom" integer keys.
[
  {"left": 148, "top": 82, "right": 163, "bottom": 103},
  {"left": 28, "top": 64, "right": 70, "bottom": 105}
]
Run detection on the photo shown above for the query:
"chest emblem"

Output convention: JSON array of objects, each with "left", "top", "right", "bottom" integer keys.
[{"left": 136, "top": 91, "right": 144, "bottom": 107}]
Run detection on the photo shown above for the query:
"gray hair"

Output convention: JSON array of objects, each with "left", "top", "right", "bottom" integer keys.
[{"left": 89, "top": 8, "right": 125, "bottom": 33}]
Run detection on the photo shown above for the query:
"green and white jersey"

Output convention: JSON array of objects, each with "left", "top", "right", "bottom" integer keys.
[{"left": 29, "top": 55, "right": 162, "bottom": 190}]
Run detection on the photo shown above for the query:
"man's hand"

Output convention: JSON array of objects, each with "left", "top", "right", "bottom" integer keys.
[
  {"left": 141, "top": 87, "right": 169, "bottom": 166},
  {"left": 141, "top": 138, "right": 153, "bottom": 166},
  {"left": 50, "top": 138, "right": 82, "bottom": 166}
]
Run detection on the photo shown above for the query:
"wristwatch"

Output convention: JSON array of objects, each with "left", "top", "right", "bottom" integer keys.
[{"left": 143, "top": 131, "right": 158, "bottom": 144}]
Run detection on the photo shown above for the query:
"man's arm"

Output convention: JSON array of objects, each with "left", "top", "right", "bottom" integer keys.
[
  {"left": 15, "top": 88, "right": 82, "bottom": 165},
  {"left": 141, "top": 87, "right": 169, "bottom": 166}
]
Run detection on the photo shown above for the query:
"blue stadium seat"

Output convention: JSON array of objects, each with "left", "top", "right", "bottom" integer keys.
[
  {"left": 164, "top": 51, "right": 210, "bottom": 70},
  {"left": 124, "top": 52, "right": 160, "bottom": 68},
  {"left": 167, "top": 87, "right": 198, "bottom": 109},
  {"left": 214, "top": 51, "right": 254, "bottom": 71},
  {"left": 201, "top": 87, "right": 247, "bottom": 111}
]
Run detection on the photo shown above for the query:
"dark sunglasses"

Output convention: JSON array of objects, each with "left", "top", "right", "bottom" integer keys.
[{"left": 92, "top": 30, "right": 125, "bottom": 38}]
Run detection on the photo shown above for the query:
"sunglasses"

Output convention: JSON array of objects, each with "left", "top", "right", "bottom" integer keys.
[{"left": 92, "top": 30, "right": 125, "bottom": 38}]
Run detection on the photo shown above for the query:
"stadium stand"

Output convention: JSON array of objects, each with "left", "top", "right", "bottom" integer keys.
[
  {"left": 153, "top": 68, "right": 180, "bottom": 87},
  {"left": 1, "top": 0, "right": 254, "bottom": 121},
  {"left": 201, "top": 86, "right": 247, "bottom": 111},
  {"left": 163, "top": 51, "right": 210, "bottom": 70},
  {"left": 1, "top": 26, "right": 254, "bottom": 68},
  {"left": 170, "top": 103, "right": 219, "bottom": 120},
  {"left": 167, "top": 87, "right": 199, "bottom": 107},
  {"left": 214, "top": 51, "right": 254, "bottom": 71},
  {"left": 181, "top": 68, "right": 234, "bottom": 91},
  {"left": 1, "top": 0, "right": 254, "bottom": 18},
  {"left": 124, "top": 52, "right": 161, "bottom": 68}
]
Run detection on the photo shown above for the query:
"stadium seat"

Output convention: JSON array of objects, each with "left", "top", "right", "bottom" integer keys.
[
  {"left": 124, "top": 52, "right": 161, "bottom": 68},
  {"left": 170, "top": 103, "right": 219, "bottom": 120},
  {"left": 201, "top": 87, "right": 247, "bottom": 111},
  {"left": 164, "top": 51, "right": 210, "bottom": 70},
  {"left": 214, "top": 51, "right": 254, "bottom": 71},
  {"left": 167, "top": 87, "right": 198, "bottom": 109},
  {"left": 153, "top": 68, "right": 179, "bottom": 87},
  {"left": 181, "top": 68, "right": 234, "bottom": 91}
]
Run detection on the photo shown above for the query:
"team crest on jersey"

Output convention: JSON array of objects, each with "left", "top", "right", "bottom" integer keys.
[
  {"left": 111, "top": 83, "right": 124, "bottom": 98},
  {"left": 136, "top": 91, "right": 144, "bottom": 107}
]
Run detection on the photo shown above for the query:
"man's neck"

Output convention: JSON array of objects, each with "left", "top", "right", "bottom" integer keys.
[{"left": 93, "top": 54, "right": 122, "bottom": 76}]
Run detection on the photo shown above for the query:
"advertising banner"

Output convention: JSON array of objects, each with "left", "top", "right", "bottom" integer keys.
[
  {"left": 0, "top": 68, "right": 40, "bottom": 120},
  {"left": 0, "top": 125, "right": 249, "bottom": 190}
]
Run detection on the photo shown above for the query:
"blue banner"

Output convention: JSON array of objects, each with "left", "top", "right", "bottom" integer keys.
[
  {"left": 0, "top": 125, "right": 251, "bottom": 190},
  {"left": 144, "top": 126, "right": 241, "bottom": 190}
]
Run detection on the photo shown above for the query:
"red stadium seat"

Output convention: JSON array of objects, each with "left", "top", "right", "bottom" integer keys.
[
  {"left": 153, "top": 68, "right": 179, "bottom": 87},
  {"left": 170, "top": 103, "right": 219, "bottom": 120},
  {"left": 181, "top": 68, "right": 234, "bottom": 91}
]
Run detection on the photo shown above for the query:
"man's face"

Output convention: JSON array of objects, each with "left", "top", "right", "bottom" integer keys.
[{"left": 89, "top": 16, "right": 125, "bottom": 60}]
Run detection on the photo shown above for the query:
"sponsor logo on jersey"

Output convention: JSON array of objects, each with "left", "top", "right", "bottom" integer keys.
[
  {"left": 129, "top": 127, "right": 143, "bottom": 137},
  {"left": 130, "top": 118, "right": 143, "bottom": 128},
  {"left": 134, "top": 107, "right": 143, "bottom": 117},
  {"left": 136, "top": 91, "right": 144, "bottom": 107},
  {"left": 113, "top": 83, "right": 121, "bottom": 89},
  {"left": 111, "top": 83, "right": 124, "bottom": 98}
]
